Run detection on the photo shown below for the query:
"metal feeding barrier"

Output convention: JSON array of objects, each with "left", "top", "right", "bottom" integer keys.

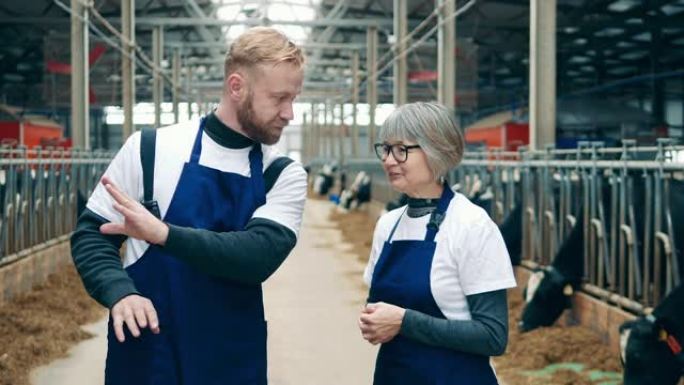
[
  {"left": 0, "top": 146, "right": 113, "bottom": 267},
  {"left": 456, "top": 139, "right": 684, "bottom": 313}
]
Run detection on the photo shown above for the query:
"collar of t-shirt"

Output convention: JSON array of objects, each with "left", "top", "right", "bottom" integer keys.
[
  {"left": 407, "top": 197, "right": 438, "bottom": 218},
  {"left": 204, "top": 112, "right": 255, "bottom": 149}
]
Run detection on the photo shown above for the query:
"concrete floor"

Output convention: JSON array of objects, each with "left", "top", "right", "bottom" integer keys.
[
  {"left": 30, "top": 317, "right": 107, "bottom": 385},
  {"left": 30, "top": 199, "right": 377, "bottom": 385},
  {"left": 265, "top": 199, "right": 377, "bottom": 385}
]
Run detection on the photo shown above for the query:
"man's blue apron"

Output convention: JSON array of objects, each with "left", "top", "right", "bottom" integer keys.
[
  {"left": 105, "top": 118, "right": 268, "bottom": 385},
  {"left": 368, "top": 184, "right": 498, "bottom": 385}
]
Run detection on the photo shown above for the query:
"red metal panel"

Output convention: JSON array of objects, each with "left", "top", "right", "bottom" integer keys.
[
  {"left": 465, "top": 125, "right": 504, "bottom": 148},
  {"left": 0, "top": 120, "right": 68, "bottom": 149},
  {"left": 0, "top": 121, "right": 20, "bottom": 145},
  {"left": 407, "top": 70, "right": 438, "bottom": 82},
  {"left": 24, "top": 122, "right": 63, "bottom": 149},
  {"left": 504, "top": 123, "right": 529, "bottom": 151}
]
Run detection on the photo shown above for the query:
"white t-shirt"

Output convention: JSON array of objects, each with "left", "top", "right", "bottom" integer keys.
[
  {"left": 86, "top": 119, "right": 307, "bottom": 268},
  {"left": 364, "top": 190, "right": 517, "bottom": 320}
]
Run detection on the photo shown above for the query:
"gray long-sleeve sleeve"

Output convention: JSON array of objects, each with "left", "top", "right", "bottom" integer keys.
[
  {"left": 163, "top": 217, "right": 296, "bottom": 284},
  {"left": 399, "top": 289, "right": 509, "bottom": 356},
  {"left": 71, "top": 208, "right": 139, "bottom": 308}
]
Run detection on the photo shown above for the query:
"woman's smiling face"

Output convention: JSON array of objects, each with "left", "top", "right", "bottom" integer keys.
[{"left": 379, "top": 139, "right": 435, "bottom": 195}]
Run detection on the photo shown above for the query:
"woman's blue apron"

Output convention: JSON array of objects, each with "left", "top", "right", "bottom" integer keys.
[
  {"left": 105, "top": 118, "right": 268, "bottom": 385},
  {"left": 368, "top": 184, "right": 498, "bottom": 385}
]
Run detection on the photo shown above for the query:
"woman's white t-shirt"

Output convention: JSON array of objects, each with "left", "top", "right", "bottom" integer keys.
[{"left": 364, "top": 191, "right": 517, "bottom": 320}]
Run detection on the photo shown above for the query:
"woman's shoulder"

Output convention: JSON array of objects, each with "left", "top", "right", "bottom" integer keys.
[
  {"left": 445, "top": 192, "right": 493, "bottom": 227},
  {"left": 375, "top": 205, "right": 406, "bottom": 231}
]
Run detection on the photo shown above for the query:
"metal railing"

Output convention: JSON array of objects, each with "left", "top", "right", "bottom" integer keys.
[
  {"left": 456, "top": 139, "right": 684, "bottom": 313},
  {"left": 0, "top": 146, "right": 113, "bottom": 267}
]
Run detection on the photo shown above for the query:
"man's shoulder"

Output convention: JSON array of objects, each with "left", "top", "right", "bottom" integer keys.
[
  {"left": 157, "top": 120, "right": 200, "bottom": 140},
  {"left": 261, "top": 144, "right": 285, "bottom": 163},
  {"left": 123, "top": 120, "right": 199, "bottom": 154},
  {"left": 152, "top": 120, "right": 201, "bottom": 157},
  {"left": 262, "top": 146, "right": 304, "bottom": 176}
]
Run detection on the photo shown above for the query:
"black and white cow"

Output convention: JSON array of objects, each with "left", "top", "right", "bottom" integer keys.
[
  {"left": 312, "top": 164, "right": 336, "bottom": 196},
  {"left": 519, "top": 209, "right": 585, "bottom": 332},
  {"left": 519, "top": 172, "right": 624, "bottom": 332},
  {"left": 499, "top": 203, "right": 522, "bottom": 266},
  {"left": 620, "top": 283, "right": 684, "bottom": 385},
  {"left": 470, "top": 186, "right": 494, "bottom": 214},
  {"left": 520, "top": 177, "right": 684, "bottom": 333},
  {"left": 338, "top": 171, "right": 371, "bottom": 211}
]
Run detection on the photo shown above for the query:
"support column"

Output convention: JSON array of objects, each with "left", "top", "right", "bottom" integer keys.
[
  {"left": 367, "top": 27, "right": 378, "bottom": 152},
  {"left": 315, "top": 103, "right": 321, "bottom": 159},
  {"left": 121, "top": 0, "right": 135, "bottom": 139},
  {"left": 197, "top": 92, "right": 204, "bottom": 117},
  {"left": 328, "top": 101, "right": 334, "bottom": 159},
  {"left": 310, "top": 103, "right": 317, "bottom": 159},
  {"left": 437, "top": 0, "right": 455, "bottom": 109},
  {"left": 173, "top": 48, "right": 181, "bottom": 124},
  {"left": 153, "top": 26, "right": 164, "bottom": 128},
  {"left": 393, "top": 0, "right": 408, "bottom": 106},
  {"left": 324, "top": 102, "right": 330, "bottom": 158},
  {"left": 529, "top": 0, "right": 557, "bottom": 149},
  {"left": 351, "top": 51, "right": 359, "bottom": 157},
  {"left": 302, "top": 112, "right": 309, "bottom": 162},
  {"left": 338, "top": 103, "right": 345, "bottom": 165},
  {"left": 649, "top": 14, "right": 665, "bottom": 129},
  {"left": 71, "top": 0, "right": 89, "bottom": 149}
]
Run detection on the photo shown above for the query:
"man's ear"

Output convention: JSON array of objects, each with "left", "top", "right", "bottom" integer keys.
[{"left": 226, "top": 72, "right": 245, "bottom": 101}]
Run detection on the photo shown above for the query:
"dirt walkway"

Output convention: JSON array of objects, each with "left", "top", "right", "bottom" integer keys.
[{"left": 264, "top": 199, "right": 377, "bottom": 385}]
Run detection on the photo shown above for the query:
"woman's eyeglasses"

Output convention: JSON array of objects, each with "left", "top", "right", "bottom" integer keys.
[{"left": 374, "top": 143, "right": 421, "bottom": 163}]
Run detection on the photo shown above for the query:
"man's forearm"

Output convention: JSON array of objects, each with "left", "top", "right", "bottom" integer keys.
[
  {"left": 163, "top": 217, "right": 296, "bottom": 284},
  {"left": 70, "top": 208, "right": 138, "bottom": 308}
]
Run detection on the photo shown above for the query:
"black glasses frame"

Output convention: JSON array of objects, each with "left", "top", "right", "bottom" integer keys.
[{"left": 374, "top": 143, "right": 421, "bottom": 163}]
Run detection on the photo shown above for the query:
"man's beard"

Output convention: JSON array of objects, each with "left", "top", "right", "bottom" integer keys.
[{"left": 237, "top": 92, "right": 285, "bottom": 145}]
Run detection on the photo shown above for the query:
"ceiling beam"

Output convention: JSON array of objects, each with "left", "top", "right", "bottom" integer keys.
[{"left": 0, "top": 16, "right": 398, "bottom": 28}]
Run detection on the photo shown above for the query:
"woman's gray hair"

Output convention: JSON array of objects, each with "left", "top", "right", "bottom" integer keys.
[{"left": 379, "top": 102, "right": 464, "bottom": 181}]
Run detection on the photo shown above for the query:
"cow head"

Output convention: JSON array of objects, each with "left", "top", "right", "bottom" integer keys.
[
  {"left": 338, "top": 189, "right": 354, "bottom": 211},
  {"left": 313, "top": 164, "right": 336, "bottom": 196},
  {"left": 338, "top": 172, "right": 372, "bottom": 211},
  {"left": 519, "top": 266, "right": 574, "bottom": 332},
  {"left": 470, "top": 186, "right": 494, "bottom": 213},
  {"left": 620, "top": 316, "right": 683, "bottom": 385}
]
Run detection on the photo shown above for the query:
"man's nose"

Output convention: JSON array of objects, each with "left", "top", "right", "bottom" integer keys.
[{"left": 280, "top": 102, "right": 294, "bottom": 121}]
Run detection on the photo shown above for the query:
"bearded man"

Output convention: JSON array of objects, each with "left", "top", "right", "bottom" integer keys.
[{"left": 71, "top": 27, "right": 306, "bottom": 385}]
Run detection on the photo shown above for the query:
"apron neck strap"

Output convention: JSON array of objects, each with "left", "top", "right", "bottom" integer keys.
[
  {"left": 386, "top": 206, "right": 408, "bottom": 243},
  {"left": 188, "top": 116, "right": 266, "bottom": 203},
  {"left": 386, "top": 182, "right": 454, "bottom": 243},
  {"left": 189, "top": 117, "right": 207, "bottom": 164},
  {"left": 425, "top": 182, "right": 454, "bottom": 241},
  {"left": 249, "top": 144, "right": 265, "bottom": 198}
]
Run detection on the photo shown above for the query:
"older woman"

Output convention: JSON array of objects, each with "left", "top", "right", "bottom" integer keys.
[{"left": 359, "top": 102, "right": 516, "bottom": 384}]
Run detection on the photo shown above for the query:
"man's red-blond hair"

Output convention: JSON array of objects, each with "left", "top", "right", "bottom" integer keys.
[{"left": 224, "top": 27, "right": 305, "bottom": 78}]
